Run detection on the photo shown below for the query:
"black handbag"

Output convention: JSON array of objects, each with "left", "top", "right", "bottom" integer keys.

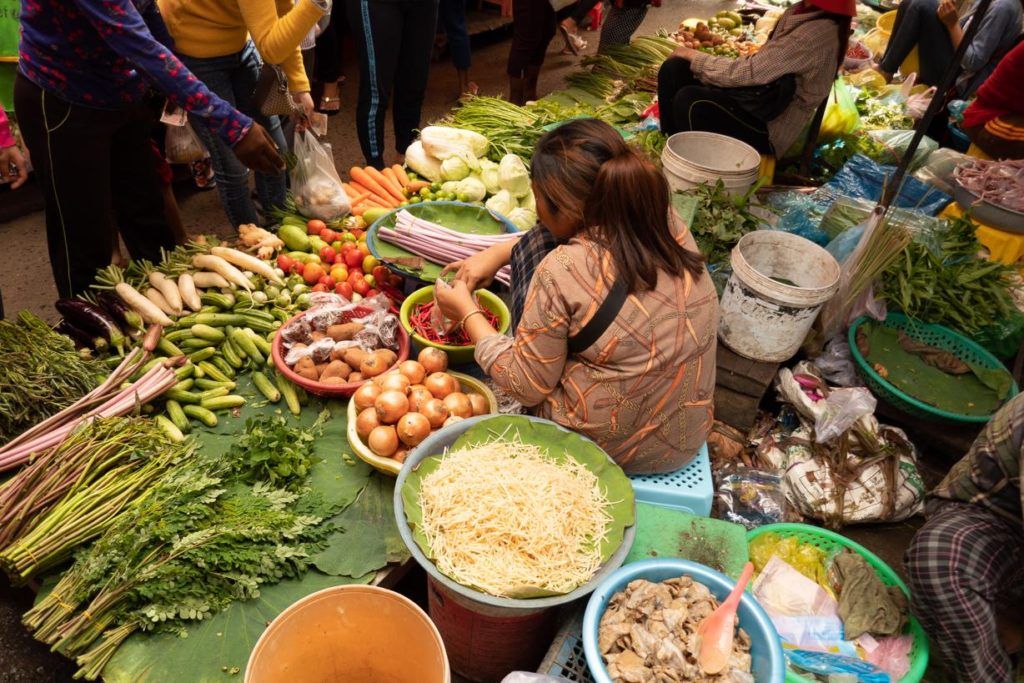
[{"left": 706, "top": 73, "right": 797, "bottom": 123}]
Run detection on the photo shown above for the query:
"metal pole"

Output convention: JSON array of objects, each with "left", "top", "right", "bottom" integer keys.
[{"left": 879, "top": 0, "right": 994, "bottom": 207}]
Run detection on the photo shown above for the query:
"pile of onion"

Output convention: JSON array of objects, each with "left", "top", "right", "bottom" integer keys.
[{"left": 353, "top": 347, "right": 490, "bottom": 462}]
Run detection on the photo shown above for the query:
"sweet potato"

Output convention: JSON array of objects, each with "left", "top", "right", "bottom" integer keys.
[
  {"left": 296, "top": 365, "right": 319, "bottom": 381},
  {"left": 322, "top": 360, "right": 352, "bottom": 381},
  {"left": 320, "top": 376, "right": 348, "bottom": 386},
  {"left": 327, "top": 322, "right": 364, "bottom": 342},
  {"left": 344, "top": 347, "right": 369, "bottom": 368}
]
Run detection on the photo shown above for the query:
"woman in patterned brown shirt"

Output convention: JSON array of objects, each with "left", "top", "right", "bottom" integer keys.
[{"left": 435, "top": 119, "right": 718, "bottom": 474}]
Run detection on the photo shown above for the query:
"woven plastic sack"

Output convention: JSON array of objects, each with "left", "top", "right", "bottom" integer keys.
[
  {"left": 164, "top": 121, "right": 208, "bottom": 164},
  {"left": 292, "top": 130, "right": 350, "bottom": 221}
]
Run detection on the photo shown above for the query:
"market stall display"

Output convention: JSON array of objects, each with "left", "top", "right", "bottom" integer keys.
[{"left": 400, "top": 285, "right": 510, "bottom": 364}]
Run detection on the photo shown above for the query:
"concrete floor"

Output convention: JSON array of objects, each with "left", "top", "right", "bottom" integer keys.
[{"left": 0, "top": 2, "right": 957, "bottom": 680}]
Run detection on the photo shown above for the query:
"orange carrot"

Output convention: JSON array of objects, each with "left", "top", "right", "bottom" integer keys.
[
  {"left": 366, "top": 166, "right": 406, "bottom": 203},
  {"left": 350, "top": 167, "right": 395, "bottom": 204},
  {"left": 345, "top": 181, "right": 395, "bottom": 208},
  {"left": 392, "top": 164, "right": 411, "bottom": 189},
  {"left": 382, "top": 167, "right": 404, "bottom": 195},
  {"left": 406, "top": 180, "right": 431, "bottom": 193},
  {"left": 348, "top": 191, "right": 371, "bottom": 206}
]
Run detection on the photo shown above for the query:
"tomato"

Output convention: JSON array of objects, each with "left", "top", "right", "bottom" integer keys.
[
  {"left": 340, "top": 231, "right": 357, "bottom": 243},
  {"left": 339, "top": 241, "right": 357, "bottom": 253},
  {"left": 336, "top": 282, "right": 354, "bottom": 299},
  {"left": 365, "top": 288, "right": 380, "bottom": 298},
  {"left": 352, "top": 277, "right": 371, "bottom": 296},
  {"left": 316, "top": 275, "right": 334, "bottom": 289},
  {"left": 311, "top": 283, "right": 329, "bottom": 293},
  {"left": 303, "top": 263, "right": 326, "bottom": 285},
  {"left": 291, "top": 262, "right": 305, "bottom": 276},
  {"left": 351, "top": 229, "right": 364, "bottom": 240},
  {"left": 372, "top": 265, "right": 390, "bottom": 284},
  {"left": 344, "top": 249, "right": 364, "bottom": 269},
  {"left": 363, "top": 274, "right": 376, "bottom": 288},
  {"left": 348, "top": 271, "right": 363, "bottom": 285},
  {"left": 276, "top": 254, "right": 295, "bottom": 272},
  {"left": 362, "top": 255, "right": 380, "bottom": 274},
  {"left": 331, "top": 240, "right": 343, "bottom": 252},
  {"left": 320, "top": 229, "right": 338, "bottom": 244},
  {"left": 319, "top": 246, "right": 337, "bottom": 264},
  {"left": 389, "top": 273, "right": 404, "bottom": 288},
  {"left": 357, "top": 242, "right": 371, "bottom": 257},
  {"left": 329, "top": 265, "right": 349, "bottom": 282},
  {"left": 307, "top": 219, "right": 327, "bottom": 235}
]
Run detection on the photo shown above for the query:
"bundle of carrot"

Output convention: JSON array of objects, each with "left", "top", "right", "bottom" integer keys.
[{"left": 343, "top": 165, "right": 432, "bottom": 217}]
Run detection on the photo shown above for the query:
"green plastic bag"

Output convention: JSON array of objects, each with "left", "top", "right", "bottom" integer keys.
[{"left": 818, "top": 79, "right": 861, "bottom": 142}]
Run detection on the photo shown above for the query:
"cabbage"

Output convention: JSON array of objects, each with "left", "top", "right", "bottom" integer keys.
[
  {"left": 420, "top": 126, "right": 490, "bottom": 162},
  {"left": 441, "top": 156, "right": 471, "bottom": 181},
  {"left": 441, "top": 181, "right": 461, "bottom": 195},
  {"left": 479, "top": 163, "right": 501, "bottom": 195},
  {"left": 498, "top": 154, "right": 531, "bottom": 198},
  {"left": 404, "top": 141, "right": 442, "bottom": 182},
  {"left": 485, "top": 190, "right": 516, "bottom": 217},
  {"left": 520, "top": 189, "right": 536, "bottom": 213},
  {"left": 506, "top": 208, "right": 538, "bottom": 231},
  {"left": 455, "top": 177, "right": 487, "bottom": 202}
]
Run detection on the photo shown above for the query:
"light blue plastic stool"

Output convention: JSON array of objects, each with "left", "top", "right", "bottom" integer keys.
[{"left": 628, "top": 443, "right": 713, "bottom": 516}]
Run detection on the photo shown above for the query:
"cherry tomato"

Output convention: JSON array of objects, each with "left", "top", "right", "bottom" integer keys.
[
  {"left": 362, "top": 255, "right": 380, "bottom": 274},
  {"left": 331, "top": 240, "right": 343, "bottom": 251},
  {"left": 318, "top": 275, "right": 336, "bottom": 289},
  {"left": 291, "top": 262, "right": 305, "bottom": 276},
  {"left": 319, "top": 246, "right": 337, "bottom": 264},
  {"left": 329, "top": 266, "right": 349, "bottom": 283},
  {"left": 303, "top": 263, "right": 325, "bottom": 285},
  {"left": 344, "top": 249, "right": 364, "bottom": 269},
  {"left": 363, "top": 274, "right": 376, "bottom": 288},
  {"left": 357, "top": 242, "right": 371, "bottom": 257},
  {"left": 277, "top": 254, "right": 295, "bottom": 272},
  {"left": 372, "top": 265, "right": 390, "bottom": 283},
  {"left": 320, "top": 229, "right": 338, "bottom": 244},
  {"left": 352, "top": 278, "right": 371, "bottom": 296},
  {"left": 307, "top": 219, "right": 327, "bottom": 235},
  {"left": 336, "top": 282, "right": 354, "bottom": 299},
  {"left": 365, "top": 288, "right": 380, "bottom": 298},
  {"left": 311, "top": 283, "right": 329, "bottom": 293}
]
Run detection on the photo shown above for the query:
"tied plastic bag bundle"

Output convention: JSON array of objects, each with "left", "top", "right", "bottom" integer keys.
[
  {"left": 812, "top": 337, "right": 862, "bottom": 388},
  {"left": 282, "top": 293, "right": 396, "bottom": 366},
  {"left": 292, "top": 130, "right": 350, "bottom": 221},
  {"left": 716, "top": 466, "right": 787, "bottom": 529},
  {"left": 164, "top": 121, "right": 208, "bottom": 164}
]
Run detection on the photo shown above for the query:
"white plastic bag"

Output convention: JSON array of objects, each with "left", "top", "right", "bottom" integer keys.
[
  {"left": 814, "top": 388, "right": 877, "bottom": 443},
  {"left": 291, "top": 130, "right": 350, "bottom": 221},
  {"left": 164, "top": 122, "right": 208, "bottom": 164}
]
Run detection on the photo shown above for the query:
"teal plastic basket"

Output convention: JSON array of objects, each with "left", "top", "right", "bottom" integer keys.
[
  {"left": 628, "top": 443, "right": 713, "bottom": 516},
  {"left": 848, "top": 312, "right": 1017, "bottom": 424},
  {"left": 747, "top": 523, "right": 929, "bottom": 683}
]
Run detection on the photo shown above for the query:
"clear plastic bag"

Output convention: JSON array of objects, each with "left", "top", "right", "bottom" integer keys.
[
  {"left": 501, "top": 674, "right": 571, "bottom": 683},
  {"left": 814, "top": 388, "right": 877, "bottom": 443},
  {"left": 292, "top": 130, "right": 350, "bottom": 221},
  {"left": 164, "top": 121, "right": 208, "bottom": 164},
  {"left": 912, "top": 147, "right": 970, "bottom": 195},
  {"left": 813, "top": 337, "right": 862, "bottom": 388},
  {"left": 865, "top": 130, "right": 938, "bottom": 172},
  {"left": 716, "top": 466, "right": 787, "bottom": 529}
]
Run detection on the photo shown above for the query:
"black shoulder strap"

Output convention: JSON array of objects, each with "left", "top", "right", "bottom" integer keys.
[{"left": 567, "top": 280, "right": 628, "bottom": 355}]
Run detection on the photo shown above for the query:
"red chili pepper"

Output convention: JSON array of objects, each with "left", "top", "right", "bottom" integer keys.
[{"left": 410, "top": 300, "right": 499, "bottom": 346}]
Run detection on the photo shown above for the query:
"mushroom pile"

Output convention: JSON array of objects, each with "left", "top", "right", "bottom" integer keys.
[{"left": 599, "top": 576, "right": 754, "bottom": 683}]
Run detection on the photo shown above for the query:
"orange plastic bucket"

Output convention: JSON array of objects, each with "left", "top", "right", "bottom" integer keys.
[{"left": 246, "top": 585, "right": 450, "bottom": 683}]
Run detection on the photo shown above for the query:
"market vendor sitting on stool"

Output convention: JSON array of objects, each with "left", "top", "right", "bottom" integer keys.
[
  {"left": 655, "top": 0, "right": 855, "bottom": 156},
  {"left": 434, "top": 118, "right": 718, "bottom": 475},
  {"left": 905, "top": 392, "right": 1024, "bottom": 682},
  {"left": 961, "top": 40, "right": 1024, "bottom": 159}
]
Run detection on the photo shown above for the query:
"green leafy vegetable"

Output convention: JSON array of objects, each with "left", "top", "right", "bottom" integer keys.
[{"left": 684, "top": 181, "right": 767, "bottom": 267}]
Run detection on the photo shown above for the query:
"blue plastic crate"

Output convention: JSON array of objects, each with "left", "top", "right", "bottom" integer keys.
[
  {"left": 628, "top": 443, "right": 713, "bottom": 516},
  {"left": 538, "top": 610, "right": 594, "bottom": 683}
]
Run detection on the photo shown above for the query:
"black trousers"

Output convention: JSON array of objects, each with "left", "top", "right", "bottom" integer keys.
[
  {"left": 14, "top": 75, "right": 173, "bottom": 298},
  {"left": 348, "top": 0, "right": 438, "bottom": 168},
  {"left": 657, "top": 57, "right": 773, "bottom": 154},
  {"left": 508, "top": 0, "right": 556, "bottom": 77},
  {"left": 315, "top": 0, "right": 348, "bottom": 84}
]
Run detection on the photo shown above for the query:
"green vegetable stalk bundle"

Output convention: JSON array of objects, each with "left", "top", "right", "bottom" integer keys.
[
  {"left": 23, "top": 414, "right": 336, "bottom": 681},
  {"left": 0, "top": 312, "right": 104, "bottom": 445},
  {"left": 879, "top": 215, "right": 1019, "bottom": 336}
]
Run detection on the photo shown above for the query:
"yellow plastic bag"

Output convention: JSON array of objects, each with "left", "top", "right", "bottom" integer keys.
[
  {"left": 844, "top": 69, "right": 887, "bottom": 90},
  {"left": 818, "top": 78, "right": 861, "bottom": 142}
]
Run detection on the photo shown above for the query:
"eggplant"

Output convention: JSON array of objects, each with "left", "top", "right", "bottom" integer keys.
[
  {"left": 56, "top": 321, "right": 107, "bottom": 351},
  {"left": 55, "top": 299, "right": 125, "bottom": 352},
  {"left": 96, "top": 290, "right": 144, "bottom": 331}
]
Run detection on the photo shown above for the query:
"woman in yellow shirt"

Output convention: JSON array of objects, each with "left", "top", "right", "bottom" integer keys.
[{"left": 159, "top": 0, "right": 329, "bottom": 227}]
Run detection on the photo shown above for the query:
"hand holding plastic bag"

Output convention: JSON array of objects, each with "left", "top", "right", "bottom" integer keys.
[
  {"left": 164, "top": 122, "right": 208, "bottom": 164},
  {"left": 292, "top": 130, "right": 350, "bottom": 221}
]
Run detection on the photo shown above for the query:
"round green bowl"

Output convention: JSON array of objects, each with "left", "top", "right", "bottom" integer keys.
[{"left": 399, "top": 285, "right": 511, "bottom": 365}]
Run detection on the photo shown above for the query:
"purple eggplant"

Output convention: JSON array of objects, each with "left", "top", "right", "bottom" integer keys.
[
  {"left": 55, "top": 299, "right": 125, "bottom": 352},
  {"left": 96, "top": 290, "right": 144, "bottom": 331},
  {"left": 57, "top": 321, "right": 107, "bottom": 351}
]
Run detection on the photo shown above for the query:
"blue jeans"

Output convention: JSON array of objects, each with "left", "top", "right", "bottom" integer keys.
[{"left": 180, "top": 42, "right": 288, "bottom": 227}]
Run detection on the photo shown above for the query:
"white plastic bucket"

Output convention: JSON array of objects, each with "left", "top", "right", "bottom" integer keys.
[
  {"left": 662, "top": 132, "right": 761, "bottom": 195},
  {"left": 719, "top": 231, "right": 841, "bottom": 362}
]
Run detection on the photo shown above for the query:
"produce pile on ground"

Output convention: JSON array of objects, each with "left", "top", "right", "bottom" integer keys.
[
  {"left": 675, "top": 11, "right": 756, "bottom": 58},
  {"left": 352, "top": 349, "right": 491, "bottom": 461}
]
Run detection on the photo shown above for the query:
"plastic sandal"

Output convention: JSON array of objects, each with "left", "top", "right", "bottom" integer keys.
[
  {"left": 558, "top": 25, "right": 587, "bottom": 56},
  {"left": 318, "top": 95, "right": 341, "bottom": 115}
]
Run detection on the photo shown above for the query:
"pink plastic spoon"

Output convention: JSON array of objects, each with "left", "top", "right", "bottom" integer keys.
[{"left": 697, "top": 561, "right": 755, "bottom": 674}]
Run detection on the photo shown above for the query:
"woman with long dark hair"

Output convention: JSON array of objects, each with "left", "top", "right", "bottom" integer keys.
[
  {"left": 657, "top": 0, "right": 854, "bottom": 156},
  {"left": 435, "top": 119, "right": 718, "bottom": 474}
]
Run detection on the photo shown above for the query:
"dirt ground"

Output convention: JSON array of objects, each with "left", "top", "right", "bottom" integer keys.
[{"left": 0, "top": 3, "right": 956, "bottom": 680}]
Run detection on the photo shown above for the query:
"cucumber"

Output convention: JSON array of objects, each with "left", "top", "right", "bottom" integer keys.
[
  {"left": 180, "top": 338, "right": 215, "bottom": 350},
  {"left": 165, "top": 400, "right": 190, "bottom": 432},
  {"left": 210, "top": 356, "right": 237, "bottom": 379},
  {"left": 166, "top": 388, "right": 201, "bottom": 404},
  {"left": 193, "top": 363, "right": 205, "bottom": 379},
  {"left": 201, "top": 395, "right": 246, "bottom": 411},
  {"left": 157, "top": 337, "right": 185, "bottom": 356},
  {"left": 276, "top": 372, "right": 301, "bottom": 416},
  {"left": 231, "top": 329, "right": 264, "bottom": 364},
  {"left": 200, "top": 292, "right": 235, "bottom": 310},
  {"left": 220, "top": 338, "right": 245, "bottom": 369},
  {"left": 164, "top": 329, "right": 193, "bottom": 344},
  {"left": 186, "top": 347, "right": 217, "bottom": 364},
  {"left": 252, "top": 371, "right": 282, "bottom": 403},
  {"left": 193, "top": 312, "right": 246, "bottom": 327},
  {"left": 198, "top": 360, "right": 232, "bottom": 383},
  {"left": 199, "top": 387, "right": 230, "bottom": 401},
  {"left": 175, "top": 378, "right": 195, "bottom": 392},
  {"left": 195, "top": 378, "right": 236, "bottom": 391},
  {"left": 183, "top": 405, "right": 218, "bottom": 428},
  {"left": 155, "top": 415, "right": 185, "bottom": 442},
  {"left": 174, "top": 364, "right": 194, "bottom": 381},
  {"left": 191, "top": 324, "right": 226, "bottom": 343},
  {"left": 238, "top": 315, "right": 276, "bottom": 333},
  {"left": 246, "top": 329, "right": 272, "bottom": 356}
]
